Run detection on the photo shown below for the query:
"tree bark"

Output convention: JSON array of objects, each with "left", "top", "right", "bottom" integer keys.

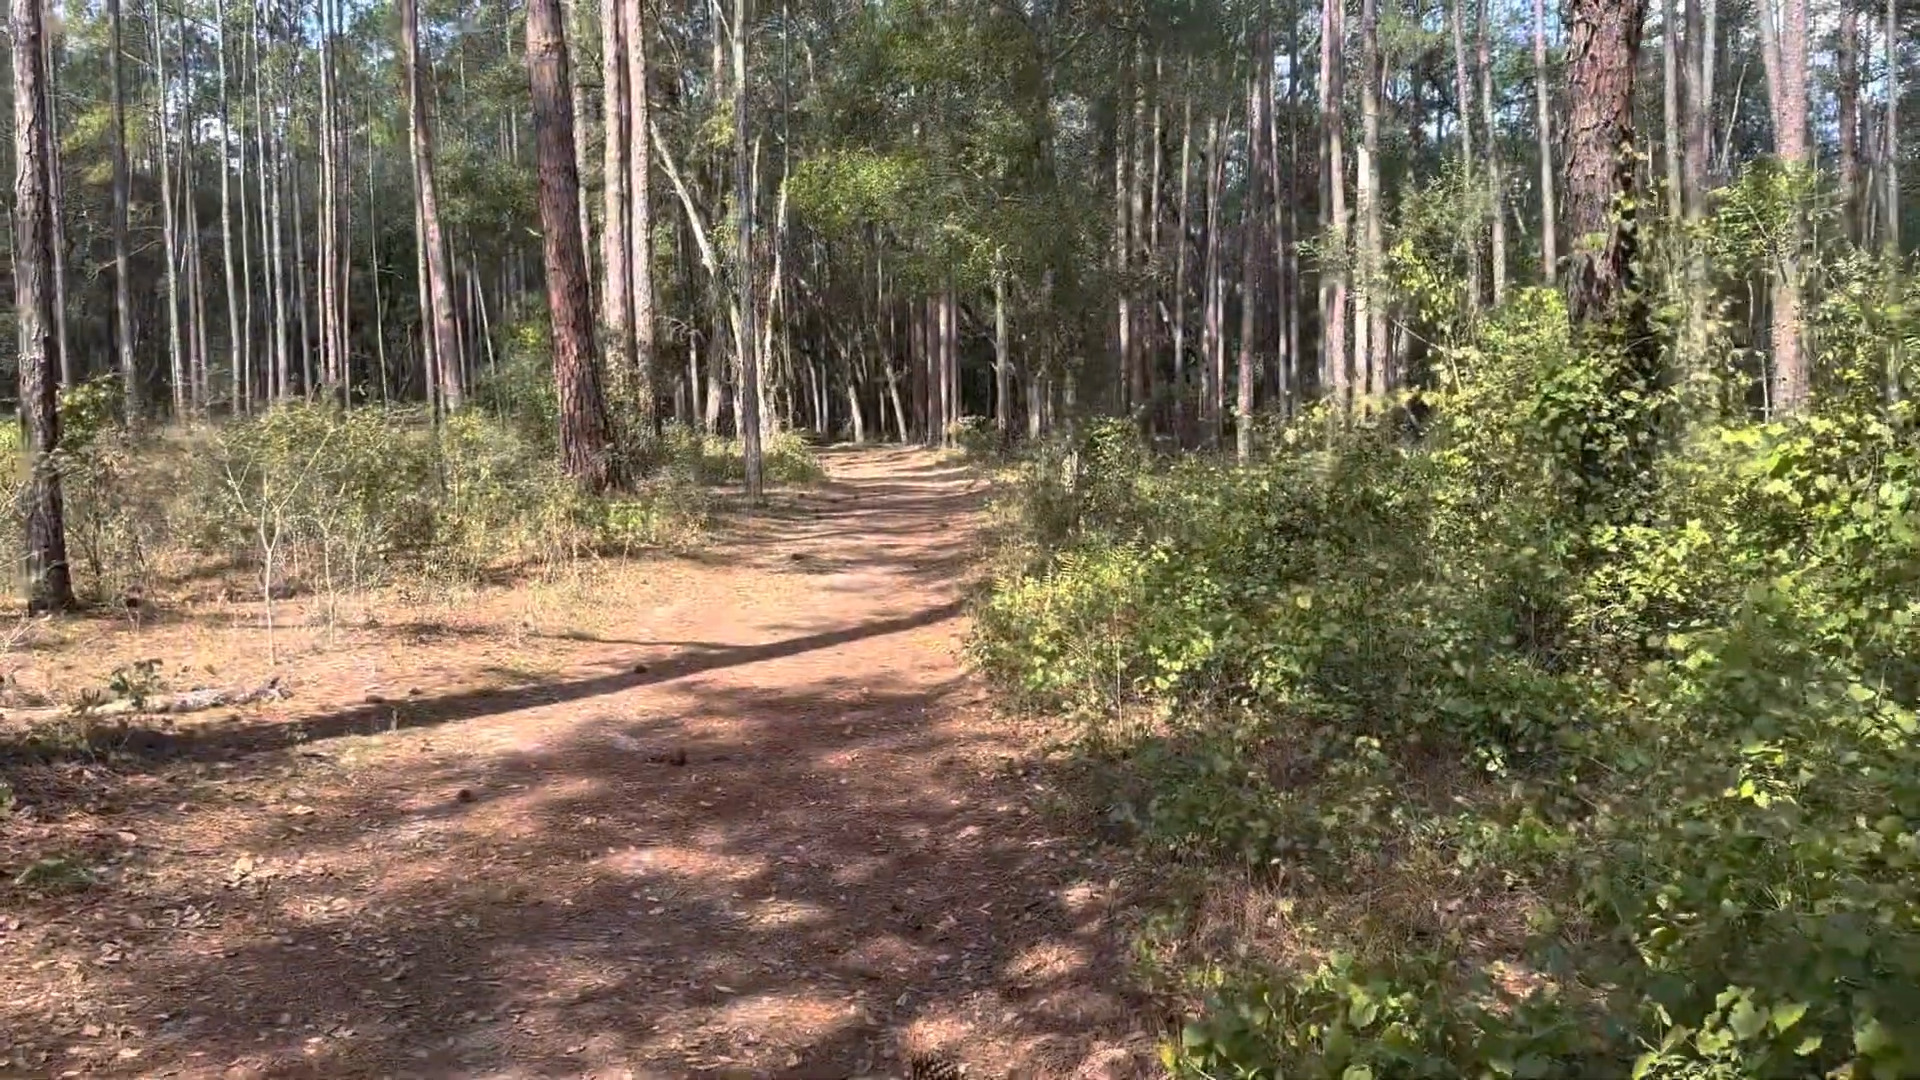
[
  {"left": 1533, "top": 0, "right": 1557, "bottom": 281},
  {"left": 1757, "top": 0, "right": 1810, "bottom": 415},
  {"left": 152, "top": 0, "right": 186, "bottom": 415},
  {"left": 1662, "top": 0, "right": 1683, "bottom": 220},
  {"left": 528, "top": 0, "right": 619, "bottom": 492},
  {"left": 625, "top": 0, "right": 658, "bottom": 434},
  {"left": 733, "top": 0, "right": 765, "bottom": 496},
  {"left": 1684, "top": 0, "right": 1710, "bottom": 221},
  {"left": 1838, "top": 0, "right": 1860, "bottom": 241},
  {"left": 41, "top": 0, "right": 70, "bottom": 388},
  {"left": 401, "top": 0, "right": 463, "bottom": 410},
  {"left": 13, "top": 0, "right": 73, "bottom": 610},
  {"left": 1357, "top": 0, "right": 1384, "bottom": 396},
  {"left": 1564, "top": 0, "right": 1648, "bottom": 331},
  {"left": 216, "top": 0, "right": 243, "bottom": 411},
  {"left": 994, "top": 259, "right": 1011, "bottom": 436},
  {"left": 1202, "top": 114, "right": 1226, "bottom": 442},
  {"left": 1887, "top": 0, "right": 1900, "bottom": 257},
  {"left": 601, "top": 0, "right": 634, "bottom": 402},
  {"left": 1450, "top": 0, "right": 1481, "bottom": 309},
  {"left": 109, "top": 0, "right": 137, "bottom": 416},
  {"left": 1237, "top": 18, "right": 1267, "bottom": 460},
  {"left": 1172, "top": 88, "right": 1192, "bottom": 441},
  {"left": 1321, "top": 0, "right": 1350, "bottom": 405},
  {"left": 1476, "top": 0, "right": 1506, "bottom": 303}
]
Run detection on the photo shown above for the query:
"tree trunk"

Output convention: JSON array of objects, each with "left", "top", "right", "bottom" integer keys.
[
  {"left": 401, "top": 0, "right": 463, "bottom": 410},
  {"left": 1450, "top": 0, "right": 1481, "bottom": 309},
  {"left": 1661, "top": 0, "right": 1683, "bottom": 220},
  {"left": 626, "top": 0, "right": 657, "bottom": 434},
  {"left": 733, "top": 0, "right": 764, "bottom": 496},
  {"left": 291, "top": 156, "right": 315, "bottom": 395},
  {"left": 1238, "top": 19, "right": 1268, "bottom": 460},
  {"left": 1357, "top": 0, "right": 1384, "bottom": 396},
  {"left": 1564, "top": 0, "right": 1648, "bottom": 331},
  {"left": 1757, "top": 0, "right": 1810, "bottom": 415},
  {"left": 1202, "top": 115, "right": 1225, "bottom": 443},
  {"left": 1172, "top": 89, "right": 1192, "bottom": 441},
  {"left": 13, "top": 0, "right": 73, "bottom": 610},
  {"left": 216, "top": 0, "right": 242, "bottom": 411},
  {"left": 1534, "top": 0, "right": 1557, "bottom": 282},
  {"left": 109, "top": 0, "right": 137, "bottom": 416},
  {"left": 1322, "top": 0, "right": 1351, "bottom": 405},
  {"left": 1113, "top": 51, "right": 1134, "bottom": 419},
  {"left": 1838, "top": 1, "right": 1860, "bottom": 241},
  {"left": 528, "top": 0, "right": 618, "bottom": 491},
  {"left": 994, "top": 261, "right": 1011, "bottom": 436},
  {"left": 1684, "top": 0, "right": 1710, "bottom": 221},
  {"left": 41, "top": 0, "right": 70, "bottom": 388},
  {"left": 601, "top": 0, "right": 633, "bottom": 402},
  {"left": 1274, "top": 11, "right": 1298, "bottom": 413},
  {"left": 1476, "top": 0, "right": 1507, "bottom": 303},
  {"left": 1886, "top": 0, "right": 1900, "bottom": 257},
  {"left": 152, "top": 0, "right": 186, "bottom": 415}
]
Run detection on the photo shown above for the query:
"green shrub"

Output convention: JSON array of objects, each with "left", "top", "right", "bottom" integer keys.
[{"left": 976, "top": 266, "right": 1920, "bottom": 1078}]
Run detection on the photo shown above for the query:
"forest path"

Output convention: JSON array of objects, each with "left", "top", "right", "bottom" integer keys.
[{"left": 2, "top": 448, "right": 1148, "bottom": 1079}]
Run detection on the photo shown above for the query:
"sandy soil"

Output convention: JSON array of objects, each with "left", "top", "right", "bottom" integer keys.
[{"left": 0, "top": 448, "right": 1155, "bottom": 1080}]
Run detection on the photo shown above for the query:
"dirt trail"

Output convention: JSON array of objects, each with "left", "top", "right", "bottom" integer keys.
[{"left": 2, "top": 449, "right": 1148, "bottom": 1079}]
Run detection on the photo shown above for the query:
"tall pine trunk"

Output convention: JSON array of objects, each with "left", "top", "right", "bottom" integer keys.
[
  {"left": 1565, "top": 0, "right": 1648, "bottom": 331},
  {"left": 41, "top": 0, "right": 70, "bottom": 387},
  {"left": 1838, "top": 1, "right": 1860, "bottom": 241},
  {"left": 1757, "top": 0, "right": 1810, "bottom": 415},
  {"left": 216, "top": 0, "right": 242, "bottom": 411},
  {"left": 1533, "top": 0, "right": 1557, "bottom": 281},
  {"left": 1321, "top": 0, "right": 1350, "bottom": 405},
  {"left": 1237, "top": 18, "right": 1267, "bottom": 461},
  {"left": 152, "top": 0, "right": 186, "bottom": 415},
  {"left": 732, "top": 0, "right": 764, "bottom": 496},
  {"left": 1357, "top": 0, "right": 1383, "bottom": 396},
  {"left": 601, "top": 0, "right": 633, "bottom": 399},
  {"left": 401, "top": 0, "right": 463, "bottom": 410},
  {"left": 1450, "top": 0, "right": 1481, "bottom": 309},
  {"left": 1662, "top": 0, "right": 1683, "bottom": 219},
  {"left": 528, "top": 0, "right": 617, "bottom": 491},
  {"left": 109, "top": 0, "right": 137, "bottom": 415},
  {"left": 1887, "top": 0, "right": 1900, "bottom": 257},
  {"left": 13, "top": 0, "right": 72, "bottom": 610},
  {"left": 1476, "top": 0, "right": 1505, "bottom": 302},
  {"left": 626, "top": 0, "right": 658, "bottom": 434}
]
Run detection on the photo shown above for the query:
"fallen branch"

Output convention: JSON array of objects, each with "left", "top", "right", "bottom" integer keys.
[{"left": 3, "top": 678, "right": 288, "bottom": 724}]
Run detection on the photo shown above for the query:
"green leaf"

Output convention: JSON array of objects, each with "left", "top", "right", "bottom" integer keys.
[
  {"left": 1727, "top": 997, "right": 1768, "bottom": 1041},
  {"left": 1770, "top": 1000, "right": 1808, "bottom": 1034}
]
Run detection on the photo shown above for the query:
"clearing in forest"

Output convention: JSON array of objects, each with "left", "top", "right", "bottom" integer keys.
[{"left": 1, "top": 448, "right": 1150, "bottom": 1080}]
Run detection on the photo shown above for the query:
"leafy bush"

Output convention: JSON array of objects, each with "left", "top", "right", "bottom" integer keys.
[
  {"left": 654, "top": 423, "right": 825, "bottom": 486},
  {"left": 975, "top": 271, "right": 1920, "bottom": 1077},
  {"left": 0, "top": 401, "right": 718, "bottom": 611}
]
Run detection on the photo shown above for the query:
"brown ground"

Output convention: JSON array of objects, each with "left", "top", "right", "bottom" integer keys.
[{"left": 1, "top": 448, "right": 1155, "bottom": 1080}]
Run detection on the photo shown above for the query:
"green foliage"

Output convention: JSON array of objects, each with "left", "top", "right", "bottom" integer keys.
[
  {"left": 1170, "top": 953, "right": 1592, "bottom": 1080},
  {"left": 976, "top": 267, "right": 1920, "bottom": 1079},
  {"left": 1, "top": 402, "right": 724, "bottom": 608},
  {"left": 653, "top": 424, "right": 826, "bottom": 487}
]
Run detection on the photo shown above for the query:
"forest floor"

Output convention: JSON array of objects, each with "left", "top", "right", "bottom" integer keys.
[{"left": 0, "top": 448, "right": 1157, "bottom": 1080}]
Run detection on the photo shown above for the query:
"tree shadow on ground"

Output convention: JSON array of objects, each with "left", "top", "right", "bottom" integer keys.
[
  {"left": 0, "top": 601, "right": 965, "bottom": 770},
  {"left": 4, "top": 663, "right": 1149, "bottom": 1078}
]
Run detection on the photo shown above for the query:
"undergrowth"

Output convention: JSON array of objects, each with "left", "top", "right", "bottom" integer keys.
[
  {"left": 0, "top": 384, "right": 822, "bottom": 611},
  {"left": 974, "top": 264, "right": 1920, "bottom": 1078}
]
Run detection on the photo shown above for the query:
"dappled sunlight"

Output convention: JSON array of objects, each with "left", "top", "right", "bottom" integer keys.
[{"left": 2, "top": 450, "right": 1152, "bottom": 1078}]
